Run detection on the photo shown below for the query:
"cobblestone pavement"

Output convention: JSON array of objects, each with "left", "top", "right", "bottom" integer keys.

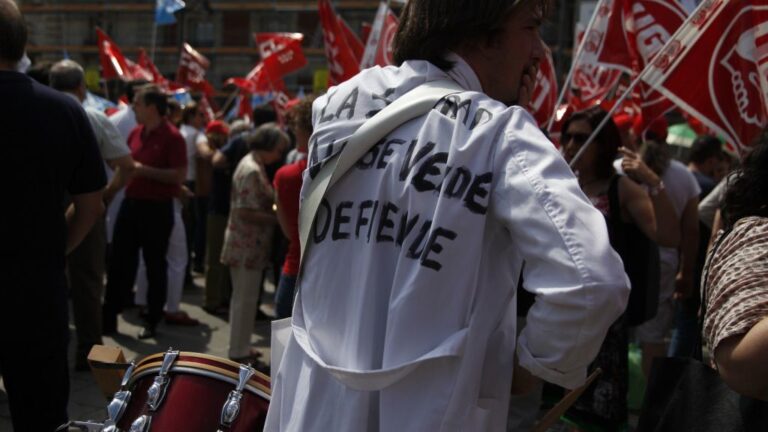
[{"left": 0, "top": 275, "right": 274, "bottom": 431}]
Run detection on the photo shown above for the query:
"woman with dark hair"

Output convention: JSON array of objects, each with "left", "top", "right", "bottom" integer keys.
[
  {"left": 562, "top": 107, "right": 678, "bottom": 243},
  {"left": 561, "top": 106, "right": 679, "bottom": 430},
  {"left": 702, "top": 130, "right": 768, "bottom": 401},
  {"left": 221, "top": 123, "right": 287, "bottom": 362}
]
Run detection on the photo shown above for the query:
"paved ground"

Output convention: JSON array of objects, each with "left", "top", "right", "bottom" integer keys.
[{"left": 0, "top": 275, "right": 274, "bottom": 431}]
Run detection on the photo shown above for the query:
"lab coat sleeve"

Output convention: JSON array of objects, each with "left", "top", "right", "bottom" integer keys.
[{"left": 491, "top": 108, "right": 630, "bottom": 389}]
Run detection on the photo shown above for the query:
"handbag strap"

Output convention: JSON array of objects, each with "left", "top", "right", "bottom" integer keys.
[{"left": 297, "top": 80, "right": 464, "bottom": 269}]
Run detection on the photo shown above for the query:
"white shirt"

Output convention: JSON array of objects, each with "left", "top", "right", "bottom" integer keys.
[
  {"left": 106, "top": 104, "right": 137, "bottom": 243},
  {"left": 180, "top": 124, "right": 201, "bottom": 182},
  {"left": 657, "top": 160, "right": 700, "bottom": 267},
  {"left": 65, "top": 93, "right": 131, "bottom": 161},
  {"left": 109, "top": 104, "right": 137, "bottom": 141},
  {"left": 265, "top": 56, "right": 629, "bottom": 432}
]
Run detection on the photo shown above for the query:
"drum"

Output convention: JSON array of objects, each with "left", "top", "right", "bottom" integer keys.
[{"left": 109, "top": 350, "right": 271, "bottom": 432}]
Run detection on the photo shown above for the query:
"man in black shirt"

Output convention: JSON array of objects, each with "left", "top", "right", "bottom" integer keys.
[{"left": 0, "top": 1, "right": 106, "bottom": 430}]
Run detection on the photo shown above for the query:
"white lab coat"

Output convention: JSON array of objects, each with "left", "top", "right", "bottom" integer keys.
[{"left": 265, "top": 55, "right": 630, "bottom": 432}]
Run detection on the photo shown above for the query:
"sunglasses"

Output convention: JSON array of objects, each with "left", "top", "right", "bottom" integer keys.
[{"left": 562, "top": 132, "right": 591, "bottom": 145}]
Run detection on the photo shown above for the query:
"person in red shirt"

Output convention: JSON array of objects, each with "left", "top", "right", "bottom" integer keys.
[
  {"left": 103, "top": 84, "right": 187, "bottom": 339},
  {"left": 273, "top": 96, "right": 314, "bottom": 318}
]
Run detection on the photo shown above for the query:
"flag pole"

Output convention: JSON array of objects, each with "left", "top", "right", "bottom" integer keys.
[
  {"left": 546, "top": 0, "right": 606, "bottom": 132},
  {"left": 568, "top": 0, "right": 708, "bottom": 169}
]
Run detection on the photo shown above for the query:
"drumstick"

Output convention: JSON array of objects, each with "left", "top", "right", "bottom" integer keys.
[{"left": 531, "top": 368, "right": 602, "bottom": 432}]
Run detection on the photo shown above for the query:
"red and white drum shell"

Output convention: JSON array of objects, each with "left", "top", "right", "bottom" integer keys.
[{"left": 117, "top": 352, "right": 271, "bottom": 431}]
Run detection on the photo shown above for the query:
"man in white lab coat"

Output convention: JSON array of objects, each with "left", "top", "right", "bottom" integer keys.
[{"left": 266, "top": 0, "right": 630, "bottom": 430}]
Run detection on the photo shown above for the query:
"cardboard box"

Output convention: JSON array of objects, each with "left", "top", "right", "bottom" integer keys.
[{"left": 87, "top": 345, "right": 127, "bottom": 399}]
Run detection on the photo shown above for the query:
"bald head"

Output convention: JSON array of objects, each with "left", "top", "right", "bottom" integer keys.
[
  {"left": 50, "top": 59, "right": 86, "bottom": 95},
  {"left": 0, "top": 0, "right": 26, "bottom": 67}
]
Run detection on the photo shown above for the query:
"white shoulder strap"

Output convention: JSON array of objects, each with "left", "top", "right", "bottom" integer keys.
[{"left": 298, "top": 80, "right": 463, "bottom": 266}]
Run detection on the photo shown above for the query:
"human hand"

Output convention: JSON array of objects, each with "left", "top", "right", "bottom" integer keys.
[
  {"left": 619, "top": 147, "right": 659, "bottom": 187},
  {"left": 511, "top": 360, "right": 540, "bottom": 395},
  {"left": 518, "top": 64, "right": 538, "bottom": 109}
]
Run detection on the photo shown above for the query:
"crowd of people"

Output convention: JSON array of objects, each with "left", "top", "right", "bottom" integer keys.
[{"left": 1, "top": 0, "right": 767, "bottom": 431}]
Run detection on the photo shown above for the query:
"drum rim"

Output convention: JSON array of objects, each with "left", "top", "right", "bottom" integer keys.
[{"left": 131, "top": 352, "right": 271, "bottom": 399}]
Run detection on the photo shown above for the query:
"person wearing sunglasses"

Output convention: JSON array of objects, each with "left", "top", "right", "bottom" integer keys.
[{"left": 561, "top": 106, "right": 679, "bottom": 430}]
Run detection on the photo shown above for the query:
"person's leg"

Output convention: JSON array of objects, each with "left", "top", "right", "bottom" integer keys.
[
  {"left": 667, "top": 298, "right": 699, "bottom": 357},
  {"left": 165, "top": 200, "right": 188, "bottom": 313},
  {"left": 103, "top": 199, "right": 141, "bottom": 333},
  {"left": 1, "top": 333, "right": 69, "bottom": 431},
  {"left": 134, "top": 255, "right": 148, "bottom": 306},
  {"left": 637, "top": 297, "right": 675, "bottom": 378},
  {"left": 205, "top": 213, "right": 229, "bottom": 310},
  {"left": 275, "top": 272, "right": 298, "bottom": 319},
  {"left": 193, "top": 196, "right": 209, "bottom": 272},
  {"left": 67, "top": 217, "right": 106, "bottom": 368},
  {"left": 228, "top": 266, "right": 263, "bottom": 359},
  {"left": 183, "top": 180, "right": 196, "bottom": 277},
  {"left": 141, "top": 201, "right": 174, "bottom": 333}
]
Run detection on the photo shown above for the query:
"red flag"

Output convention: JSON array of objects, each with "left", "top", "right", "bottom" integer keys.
[
  {"left": 226, "top": 62, "right": 286, "bottom": 95},
  {"left": 360, "top": 2, "right": 399, "bottom": 69},
  {"left": 96, "top": 28, "right": 132, "bottom": 80},
  {"left": 568, "top": 20, "right": 626, "bottom": 110},
  {"left": 338, "top": 16, "right": 365, "bottom": 63},
  {"left": 529, "top": 44, "right": 558, "bottom": 127},
  {"left": 642, "top": 1, "right": 768, "bottom": 153},
  {"left": 361, "top": 22, "right": 373, "bottom": 46},
  {"left": 125, "top": 58, "right": 154, "bottom": 82},
  {"left": 271, "top": 90, "right": 293, "bottom": 126},
  {"left": 318, "top": 0, "right": 361, "bottom": 85},
  {"left": 254, "top": 33, "right": 308, "bottom": 79},
  {"left": 137, "top": 48, "right": 168, "bottom": 87},
  {"left": 177, "top": 43, "right": 215, "bottom": 96},
  {"left": 624, "top": 0, "right": 689, "bottom": 133},
  {"left": 581, "top": 0, "right": 634, "bottom": 73}
]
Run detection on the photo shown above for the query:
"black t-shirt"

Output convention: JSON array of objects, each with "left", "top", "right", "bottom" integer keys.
[
  {"left": 0, "top": 71, "right": 106, "bottom": 341},
  {"left": 209, "top": 132, "right": 249, "bottom": 216}
]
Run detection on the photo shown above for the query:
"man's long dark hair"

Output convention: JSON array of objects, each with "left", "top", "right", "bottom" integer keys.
[
  {"left": 722, "top": 130, "right": 768, "bottom": 230},
  {"left": 392, "top": 0, "right": 549, "bottom": 71}
]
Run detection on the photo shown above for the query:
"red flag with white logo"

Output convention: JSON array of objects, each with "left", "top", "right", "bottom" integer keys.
[
  {"left": 176, "top": 43, "right": 215, "bottom": 96},
  {"left": 568, "top": 10, "right": 629, "bottom": 112},
  {"left": 96, "top": 28, "right": 132, "bottom": 80},
  {"left": 581, "top": 0, "right": 634, "bottom": 73},
  {"left": 642, "top": 1, "right": 768, "bottom": 153},
  {"left": 125, "top": 58, "right": 154, "bottom": 82},
  {"left": 271, "top": 90, "right": 293, "bottom": 126},
  {"left": 529, "top": 45, "right": 558, "bottom": 127},
  {"left": 360, "top": 2, "right": 399, "bottom": 69},
  {"left": 624, "top": 0, "right": 690, "bottom": 133},
  {"left": 318, "top": 0, "right": 361, "bottom": 85},
  {"left": 254, "top": 33, "right": 308, "bottom": 79}
]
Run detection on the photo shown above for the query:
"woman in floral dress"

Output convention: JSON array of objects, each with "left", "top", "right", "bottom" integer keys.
[{"left": 221, "top": 123, "right": 288, "bottom": 362}]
